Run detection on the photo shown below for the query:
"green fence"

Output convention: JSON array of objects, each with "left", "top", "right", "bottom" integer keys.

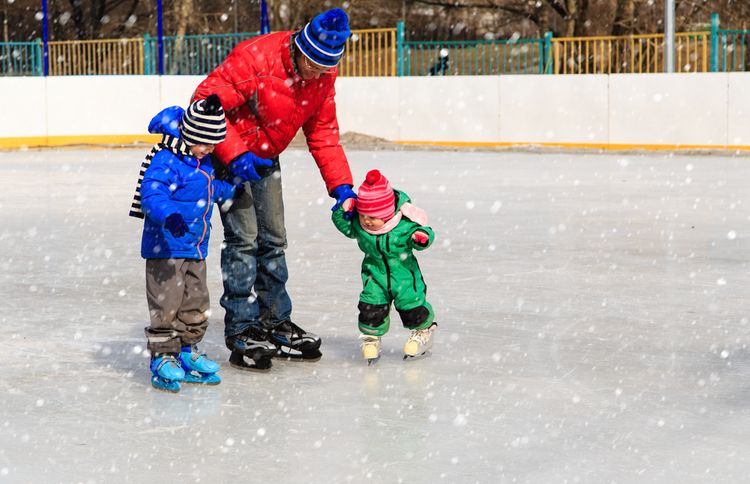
[
  {"left": 0, "top": 41, "right": 43, "bottom": 76},
  {"left": 716, "top": 30, "right": 749, "bottom": 71},
  {"left": 144, "top": 32, "right": 259, "bottom": 75},
  {"left": 710, "top": 13, "right": 750, "bottom": 72},
  {"left": 402, "top": 38, "right": 546, "bottom": 75}
]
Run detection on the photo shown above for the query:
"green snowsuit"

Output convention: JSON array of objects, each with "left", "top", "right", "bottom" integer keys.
[{"left": 332, "top": 189, "right": 435, "bottom": 337}]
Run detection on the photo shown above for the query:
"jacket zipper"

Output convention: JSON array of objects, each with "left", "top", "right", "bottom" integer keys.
[
  {"left": 195, "top": 166, "right": 212, "bottom": 259},
  {"left": 375, "top": 234, "right": 392, "bottom": 298}
]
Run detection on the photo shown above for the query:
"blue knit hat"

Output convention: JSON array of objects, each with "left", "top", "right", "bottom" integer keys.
[{"left": 294, "top": 8, "right": 351, "bottom": 68}]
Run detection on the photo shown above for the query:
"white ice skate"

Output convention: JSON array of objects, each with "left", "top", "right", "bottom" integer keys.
[
  {"left": 403, "top": 323, "right": 437, "bottom": 359},
  {"left": 360, "top": 335, "right": 381, "bottom": 365}
]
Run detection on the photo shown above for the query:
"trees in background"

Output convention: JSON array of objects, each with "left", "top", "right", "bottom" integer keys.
[{"left": 2, "top": 0, "right": 750, "bottom": 42}]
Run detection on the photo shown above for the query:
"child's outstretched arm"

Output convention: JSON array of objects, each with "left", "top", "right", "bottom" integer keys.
[
  {"left": 140, "top": 154, "right": 179, "bottom": 225},
  {"left": 409, "top": 226, "right": 435, "bottom": 250},
  {"left": 212, "top": 179, "right": 237, "bottom": 204},
  {"left": 331, "top": 198, "right": 357, "bottom": 239}
]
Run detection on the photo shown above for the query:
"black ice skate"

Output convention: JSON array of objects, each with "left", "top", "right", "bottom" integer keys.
[
  {"left": 268, "top": 320, "right": 322, "bottom": 362},
  {"left": 225, "top": 326, "right": 277, "bottom": 372}
]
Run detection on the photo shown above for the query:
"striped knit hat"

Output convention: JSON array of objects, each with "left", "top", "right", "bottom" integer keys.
[
  {"left": 180, "top": 94, "right": 227, "bottom": 146},
  {"left": 294, "top": 8, "right": 351, "bottom": 68},
  {"left": 357, "top": 170, "right": 396, "bottom": 221}
]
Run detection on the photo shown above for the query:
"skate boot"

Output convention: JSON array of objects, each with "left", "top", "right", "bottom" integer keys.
[
  {"left": 360, "top": 335, "right": 381, "bottom": 365},
  {"left": 226, "top": 326, "right": 277, "bottom": 372},
  {"left": 403, "top": 323, "right": 437, "bottom": 359},
  {"left": 149, "top": 354, "right": 186, "bottom": 393},
  {"left": 268, "top": 320, "right": 322, "bottom": 362},
  {"left": 179, "top": 345, "right": 221, "bottom": 385}
]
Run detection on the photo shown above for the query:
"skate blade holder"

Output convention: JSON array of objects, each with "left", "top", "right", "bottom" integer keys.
[
  {"left": 229, "top": 351, "right": 273, "bottom": 372},
  {"left": 403, "top": 350, "right": 431, "bottom": 361}
]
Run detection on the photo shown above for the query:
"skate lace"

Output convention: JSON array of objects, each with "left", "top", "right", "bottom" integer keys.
[
  {"left": 242, "top": 326, "right": 269, "bottom": 342},
  {"left": 408, "top": 328, "right": 432, "bottom": 345},
  {"left": 280, "top": 320, "right": 304, "bottom": 337}
]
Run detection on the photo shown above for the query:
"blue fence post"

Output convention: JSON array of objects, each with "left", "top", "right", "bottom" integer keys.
[
  {"left": 544, "top": 32, "right": 553, "bottom": 74},
  {"left": 260, "top": 0, "right": 270, "bottom": 34},
  {"left": 710, "top": 13, "right": 719, "bottom": 72},
  {"left": 157, "top": 0, "right": 164, "bottom": 75},
  {"left": 41, "top": 0, "right": 48, "bottom": 75},
  {"left": 396, "top": 20, "right": 405, "bottom": 76}
]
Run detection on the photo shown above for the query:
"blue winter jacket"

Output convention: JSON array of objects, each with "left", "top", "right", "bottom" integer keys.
[{"left": 140, "top": 113, "right": 235, "bottom": 260}]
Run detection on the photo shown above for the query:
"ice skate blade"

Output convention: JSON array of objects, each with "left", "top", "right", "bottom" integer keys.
[
  {"left": 273, "top": 348, "right": 322, "bottom": 362},
  {"left": 366, "top": 357, "right": 380, "bottom": 366},
  {"left": 403, "top": 351, "right": 431, "bottom": 361},
  {"left": 230, "top": 362, "right": 272, "bottom": 373},
  {"left": 229, "top": 352, "right": 273, "bottom": 373},
  {"left": 182, "top": 373, "right": 221, "bottom": 385},
  {"left": 275, "top": 355, "right": 322, "bottom": 363}
]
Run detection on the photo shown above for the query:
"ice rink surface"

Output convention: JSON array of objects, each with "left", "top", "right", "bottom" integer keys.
[{"left": 1, "top": 146, "right": 750, "bottom": 483}]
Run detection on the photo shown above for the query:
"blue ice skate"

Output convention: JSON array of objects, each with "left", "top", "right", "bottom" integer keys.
[
  {"left": 150, "top": 355, "right": 186, "bottom": 393},
  {"left": 179, "top": 345, "right": 221, "bottom": 385}
]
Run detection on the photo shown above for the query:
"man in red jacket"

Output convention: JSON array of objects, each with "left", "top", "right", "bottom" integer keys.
[{"left": 192, "top": 8, "right": 356, "bottom": 371}]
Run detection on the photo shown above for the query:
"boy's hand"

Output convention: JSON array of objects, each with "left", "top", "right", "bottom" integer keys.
[
  {"left": 411, "top": 231, "right": 429, "bottom": 247},
  {"left": 230, "top": 152, "right": 274, "bottom": 183},
  {"left": 165, "top": 213, "right": 189, "bottom": 238}
]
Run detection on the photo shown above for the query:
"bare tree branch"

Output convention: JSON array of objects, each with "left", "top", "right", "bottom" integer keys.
[{"left": 544, "top": 0, "right": 569, "bottom": 19}]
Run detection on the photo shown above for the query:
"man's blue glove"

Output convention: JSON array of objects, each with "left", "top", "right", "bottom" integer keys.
[
  {"left": 164, "top": 213, "right": 189, "bottom": 238},
  {"left": 230, "top": 152, "right": 274, "bottom": 183},
  {"left": 330, "top": 184, "right": 357, "bottom": 219}
]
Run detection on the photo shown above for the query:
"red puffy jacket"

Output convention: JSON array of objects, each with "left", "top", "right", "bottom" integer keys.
[{"left": 193, "top": 31, "right": 352, "bottom": 193}]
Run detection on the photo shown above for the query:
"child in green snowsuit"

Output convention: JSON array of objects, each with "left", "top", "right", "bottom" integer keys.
[{"left": 331, "top": 169, "right": 436, "bottom": 361}]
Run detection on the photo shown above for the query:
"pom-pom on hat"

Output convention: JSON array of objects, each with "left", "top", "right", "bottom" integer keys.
[
  {"left": 294, "top": 8, "right": 351, "bottom": 68},
  {"left": 180, "top": 94, "right": 227, "bottom": 146},
  {"left": 357, "top": 170, "right": 396, "bottom": 221}
]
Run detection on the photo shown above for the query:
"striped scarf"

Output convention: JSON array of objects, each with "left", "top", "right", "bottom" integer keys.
[{"left": 128, "top": 134, "right": 192, "bottom": 219}]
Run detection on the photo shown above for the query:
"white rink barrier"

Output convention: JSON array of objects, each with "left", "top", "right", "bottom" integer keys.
[{"left": 1, "top": 73, "right": 749, "bottom": 150}]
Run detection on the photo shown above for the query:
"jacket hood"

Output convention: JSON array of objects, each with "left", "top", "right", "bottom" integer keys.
[
  {"left": 148, "top": 106, "right": 184, "bottom": 138},
  {"left": 394, "top": 189, "right": 411, "bottom": 210}
]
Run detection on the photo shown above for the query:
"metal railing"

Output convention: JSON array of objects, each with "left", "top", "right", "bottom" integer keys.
[
  {"left": 0, "top": 41, "right": 43, "bottom": 76},
  {"left": 144, "top": 32, "right": 259, "bottom": 75},
  {"left": 47, "top": 38, "right": 144, "bottom": 75},
  {"left": 338, "top": 28, "right": 397, "bottom": 77},
  {"left": 402, "top": 38, "right": 546, "bottom": 75},
  {"left": 550, "top": 32, "right": 710, "bottom": 74},
  {"left": 2, "top": 14, "right": 749, "bottom": 77},
  {"left": 715, "top": 29, "right": 750, "bottom": 72},
  {"left": 709, "top": 12, "right": 750, "bottom": 72}
]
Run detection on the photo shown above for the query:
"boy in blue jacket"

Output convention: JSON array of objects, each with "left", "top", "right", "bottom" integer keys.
[{"left": 136, "top": 95, "right": 236, "bottom": 392}]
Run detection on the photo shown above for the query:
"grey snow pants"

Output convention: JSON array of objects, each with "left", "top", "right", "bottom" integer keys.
[{"left": 144, "top": 258, "right": 210, "bottom": 355}]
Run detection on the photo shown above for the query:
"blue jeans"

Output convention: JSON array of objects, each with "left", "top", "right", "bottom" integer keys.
[{"left": 218, "top": 161, "right": 291, "bottom": 337}]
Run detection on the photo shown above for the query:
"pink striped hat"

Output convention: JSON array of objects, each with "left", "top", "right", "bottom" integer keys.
[{"left": 357, "top": 170, "right": 396, "bottom": 221}]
